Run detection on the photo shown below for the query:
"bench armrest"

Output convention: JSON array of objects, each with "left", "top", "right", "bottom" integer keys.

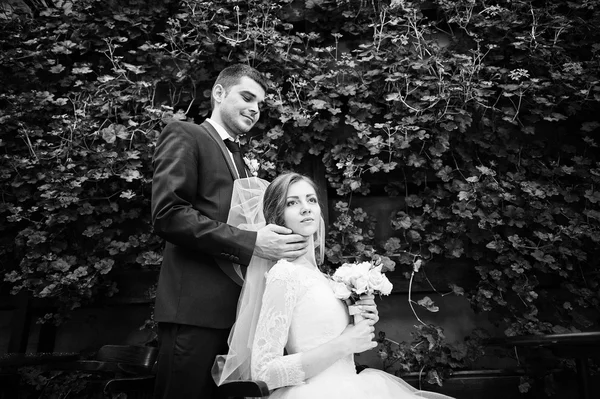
[{"left": 218, "top": 380, "right": 270, "bottom": 397}]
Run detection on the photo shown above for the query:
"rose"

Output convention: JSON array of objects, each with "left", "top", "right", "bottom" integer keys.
[
  {"left": 354, "top": 262, "right": 372, "bottom": 277},
  {"left": 367, "top": 265, "right": 386, "bottom": 291},
  {"left": 367, "top": 265, "right": 393, "bottom": 295},
  {"left": 347, "top": 262, "right": 371, "bottom": 294},
  {"left": 330, "top": 280, "right": 352, "bottom": 300},
  {"left": 332, "top": 264, "right": 354, "bottom": 284},
  {"left": 377, "top": 276, "right": 393, "bottom": 295},
  {"left": 346, "top": 261, "right": 371, "bottom": 283},
  {"left": 353, "top": 275, "right": 369, "bottom": 295}
]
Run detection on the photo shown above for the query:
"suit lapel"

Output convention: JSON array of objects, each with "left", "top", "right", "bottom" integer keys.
[
  {"left": 201, "top": 120, "right": 239, "bottom": 180},
  {"left": 200, "top": 120, "right": 245, "bottom": 286}
]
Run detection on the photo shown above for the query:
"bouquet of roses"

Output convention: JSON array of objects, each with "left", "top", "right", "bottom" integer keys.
[{"left": 329, "top": 261, "right": 393, "bottom": 323}]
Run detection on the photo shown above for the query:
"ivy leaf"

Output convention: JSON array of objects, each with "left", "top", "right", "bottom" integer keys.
[
  {"left": 476, "top": 165, "right": 496, "bottom": 176},
  {"left": 440, "top": 121, "right": 457, "bottom": 131},
  {"left": 120, "top": 169, "right": 142, "bottom": 182},
  {"left": 122, "top": 63, "right": 145, "bottom": 74},
  {"left": 381, "top": 162, "right": 397, "bottom": 172},
  {"left": 445, "top": 239, "right": 464, "bottom": 257},
  {"left": 543, "top": 112, "right": 567, "bottom": 122},
  {"left": 51, "top": 258, "right": 71, "bottom": 272},
  {"left": 82, "top": 225, "right": 103, "bottom": 237},
  {"left": 581, "top": 121, "right": 600, "bottom": 132},
  {"left": 457, "top": 191, "right": 470, "bottom": 201},
  {"left": 426, "top": 369, "right": 442, "bottom": 386},
  {"left": 309, "top": 99, "right": 328, "bottom": 109},
  {"left": 115, "top": 125, "right": 129, "bottom": 140},
  {"left": 72, "top": 66, "right": 93, "bottom": 74},
  {"left": 449, "top": 283, "right": 465, "bottom": 296},
  {"left": 120, "top": 190, "right": 135, "bottom": 199},
  {"left": 532, "top": 250, "right": 556, "bottom": 264},
  {"left": 349, "top": 180, "right": 361, "bottom": 191},
  {"left": 51, "top": 41, "right": 76, "bottom": 54},
  {"left": 518, "top": 380, "right": 531, "bottom": 393},
  {"left": 391, "top": 212, "right": 411, "bottom": 230},
  {"left": 94, "top": 258, "right": 114, "bottom": 275},
  {"left": 584, "top": 209, "right": 600, "bottom": 221},
  {"left": 383, "top": 237, "right": 401, "bottom": 253},
  {"left": 417, "top": 296, "right": 439, "bottom": 312},
  {"left": 407, "top": 230, "right": 422, "bottom": 242},
  {"left": 385, "top": 93, "right": 399, "bottom": 101},
  {"left": 378, "top": 255, "right": 396, "bottom": 272},
  {"left": 407, "top": 153, "right": 427, "bottom": 167},
  {"left": 50, "top": 64, "right": 66, "bottom": 74},
  {"left": 101, "top": 126, "right": 116, "bottom": 144},
  {"left": 98, "top": 75, "right": 116, "bottom": 83},
  {"left": 136, "top": 251, "right": 163, "bottom": 266},
  {"left": 428, "top": 244, "right": 442, "bottom": 254},
  {"left": 405, "top": 194, "right": 422, "bottom": 207},
  {"left": 584, "top": 189, "right": 600, "bottom": 203},
  {"left": 366, "top": 137, "right": 383, "bottom": 155},
  {"left": 436, "top": 165, "right": 453, "bottom": 182}
]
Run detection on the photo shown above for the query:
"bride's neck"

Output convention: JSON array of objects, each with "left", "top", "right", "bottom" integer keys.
[
  {"left": 288, "top": 233, "right": 318, "bottom": 270},
  {"left": 291, "top": 253, "right": 318, "bottom": 270}
]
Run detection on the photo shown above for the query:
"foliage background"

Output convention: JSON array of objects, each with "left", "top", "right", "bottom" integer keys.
[{"left": 1, "top": 0, "right": 599, "bottom": 384}]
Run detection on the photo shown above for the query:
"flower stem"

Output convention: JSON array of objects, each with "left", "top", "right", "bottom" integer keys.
[{"left": 408, "top": 270, "right": 426, "bottom": 326}]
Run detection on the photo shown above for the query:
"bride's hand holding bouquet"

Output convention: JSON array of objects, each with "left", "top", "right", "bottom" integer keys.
[{"left": 329, "top": 260, "right": 393, "bottom": 324}]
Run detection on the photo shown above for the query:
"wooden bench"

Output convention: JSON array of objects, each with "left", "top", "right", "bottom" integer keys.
[
  {"left": 218, "top": 380, "right": 270, "bottom": 398},
  {"left": 45, "top": 344, "right": 158, "bottom": 398},
  {"left": 487, "top": 332, "right": 600, "bottom": 399},
  {"left": 0, "top": 351, "right": 79, "bottom": 398},
  {"left": 217, "top": 364, "right": 369, "bottom": 398}
]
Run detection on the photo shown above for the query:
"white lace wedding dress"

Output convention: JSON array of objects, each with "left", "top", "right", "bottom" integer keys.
[{"left": 250, "top": 259, "right": 455, "bottom": 399}]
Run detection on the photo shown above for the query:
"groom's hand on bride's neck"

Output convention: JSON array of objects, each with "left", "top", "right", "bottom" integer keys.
[{"left": 254, "top": 224, "right": 309, "bottom": 261}]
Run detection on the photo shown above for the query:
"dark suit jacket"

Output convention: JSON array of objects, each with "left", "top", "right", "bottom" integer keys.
[{"left": 151, "top": 120, "right": 257, "bottom": 329}]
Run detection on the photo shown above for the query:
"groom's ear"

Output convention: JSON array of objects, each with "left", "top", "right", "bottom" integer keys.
[{"left": 213, "top": 84, "right": 225, "bottom": 105}]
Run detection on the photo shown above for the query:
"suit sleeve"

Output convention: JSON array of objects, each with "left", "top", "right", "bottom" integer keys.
[{"left": 151, "top": 121, "right": 257, "bottom": 265}]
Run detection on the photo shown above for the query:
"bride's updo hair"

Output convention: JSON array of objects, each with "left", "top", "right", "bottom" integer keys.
[{"left": 263, "top": 172, "right": 320, "bottom": 226}]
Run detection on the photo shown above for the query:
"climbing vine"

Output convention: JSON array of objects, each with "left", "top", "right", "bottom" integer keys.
[{"left": 1, "top": 0, "right": 599, "bottom": 386}]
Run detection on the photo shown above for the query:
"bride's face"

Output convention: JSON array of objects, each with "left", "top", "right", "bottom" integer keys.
[{"left": 283, "top": 179, "right": 321, "bottom": 237}]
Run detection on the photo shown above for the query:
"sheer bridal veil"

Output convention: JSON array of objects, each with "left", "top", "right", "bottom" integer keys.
[{"left": 212, "top": 176, "right": 325, "bottom": 386}]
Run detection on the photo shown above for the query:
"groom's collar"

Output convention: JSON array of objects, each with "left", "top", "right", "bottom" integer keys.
[{"left": 206, "top": 118, "right": 238, "bottom": 143}]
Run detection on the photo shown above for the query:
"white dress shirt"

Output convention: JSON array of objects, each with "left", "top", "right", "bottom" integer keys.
[{"left": 206, "top": 118, "right": 243, "bottom": 177}]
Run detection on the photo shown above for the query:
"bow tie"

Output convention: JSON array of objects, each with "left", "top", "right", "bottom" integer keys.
[{"left": 223, "top": 139, "right": 248, "bottom": 179}]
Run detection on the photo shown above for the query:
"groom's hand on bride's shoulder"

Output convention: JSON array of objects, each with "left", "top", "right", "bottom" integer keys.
[{"left": 254, "top": 224, "right": 309, "bottom": 261}]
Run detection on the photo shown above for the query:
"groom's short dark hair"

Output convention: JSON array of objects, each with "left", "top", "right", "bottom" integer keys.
[{"left": 211, "top": 64, "right": 268, "bottom": 109}]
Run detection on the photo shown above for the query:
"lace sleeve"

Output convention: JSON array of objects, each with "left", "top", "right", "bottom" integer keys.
[{"left": 251, "top": 261, "right": 306, "bottom": 390}]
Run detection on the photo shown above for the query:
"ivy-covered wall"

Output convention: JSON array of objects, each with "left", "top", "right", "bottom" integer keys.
[{"left": 1, "top": 0, "right": 599, "bottom": 385}]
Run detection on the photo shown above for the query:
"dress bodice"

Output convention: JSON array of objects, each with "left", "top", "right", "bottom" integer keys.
[
  {"left": 251, "top": 260, "right": 355, "bottom": 390},
  {"left": 286, "top": 262, "right": 348, "bottom": 353}
]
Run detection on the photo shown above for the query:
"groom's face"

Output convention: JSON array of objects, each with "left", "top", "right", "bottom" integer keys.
[{"left": 213, "top": 76, "right": 265, "bottom": 138}]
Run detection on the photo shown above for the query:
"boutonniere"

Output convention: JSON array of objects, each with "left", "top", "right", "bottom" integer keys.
[{"left": 244, "top": 157, "right": 260, "bottom": 177}]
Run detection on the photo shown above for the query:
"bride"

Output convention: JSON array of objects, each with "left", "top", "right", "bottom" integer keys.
[{"left": 213, "top": 173, "right": 455, "bottom": 399}]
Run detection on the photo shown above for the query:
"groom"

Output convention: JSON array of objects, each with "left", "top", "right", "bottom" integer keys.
[{"left": 151, "top": 64, "right": 309, "bottom": 398}]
